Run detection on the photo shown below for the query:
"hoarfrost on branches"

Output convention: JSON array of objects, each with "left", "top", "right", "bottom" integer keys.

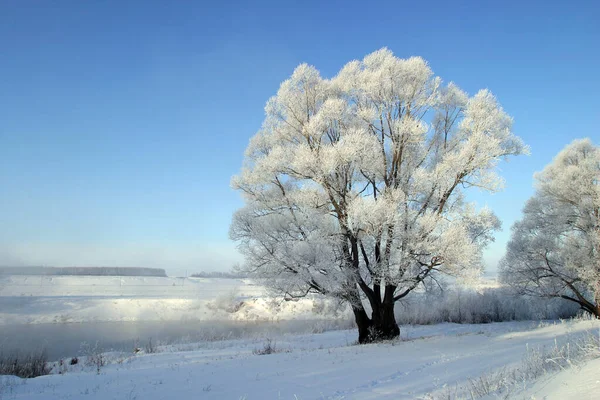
[
  {"left": 501, "top": 139, "right": 600, "bottom": 317},
  {"left": 231, "top": 48, "right": 527, "bottom": 342}
]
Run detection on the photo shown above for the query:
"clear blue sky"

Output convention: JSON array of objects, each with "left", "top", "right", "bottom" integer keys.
[{"left": 1, "top": 0, "right": 598, "bottom": 276}]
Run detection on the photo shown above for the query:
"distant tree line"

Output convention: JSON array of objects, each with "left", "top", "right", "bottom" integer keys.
[
  {"left": 190, "top": 271, "right": 249, "bottom": 279},
  {"left": 0, "top": 266, "right": 167, "bottom": 277}
]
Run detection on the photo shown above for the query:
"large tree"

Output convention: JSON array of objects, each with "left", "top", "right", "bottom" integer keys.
[
  {"left": 231, "top": 48, "right": 527, "bottom": 342},
  {"left": 500, "top": 139, "right": 600, "bottom": 317}
]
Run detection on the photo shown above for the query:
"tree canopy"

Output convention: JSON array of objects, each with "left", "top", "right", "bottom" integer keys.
[
  {"left": 231, "top": 48, "right": 527, "bottom": 342},
  {"left": 500, "top": 139, "right": 600, "bottom": 316}
]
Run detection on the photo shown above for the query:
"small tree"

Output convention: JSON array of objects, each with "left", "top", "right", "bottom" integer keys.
[
  {"left": 500, "top": 139, "right": 600, "bottom": 317},
  {"left": 231, "top": 48, "right": 527, "bottom": 342}
]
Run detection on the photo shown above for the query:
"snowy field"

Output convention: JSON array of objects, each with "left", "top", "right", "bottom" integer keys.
[
  {"left": 1, "top": 275, "right": 600, "bottom": 399},
  {"left": 1, "top": 319, "right": 599, "bottom": 399}
]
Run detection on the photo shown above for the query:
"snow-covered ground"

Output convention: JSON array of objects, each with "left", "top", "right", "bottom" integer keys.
[
  {"left": 2, "top": 275, "right": 599, "bottom": 399},
  {"left": 1, "top": 319, "right": 599, "bottom": 399},
  {"left": 516, "top": 357, "right": 600, "bottom": 399}
]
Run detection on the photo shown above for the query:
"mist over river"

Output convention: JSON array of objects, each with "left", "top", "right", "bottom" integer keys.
[{"left": 1, "top": 319, "right": 349, "bottom": 361}]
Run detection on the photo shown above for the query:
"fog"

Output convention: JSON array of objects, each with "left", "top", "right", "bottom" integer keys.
[{"left": 0, "top": 319, "right": 350, "bottom": 361}]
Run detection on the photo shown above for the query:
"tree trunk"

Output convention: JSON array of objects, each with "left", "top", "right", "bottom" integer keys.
[
  {"left": 594, "top": 284, "right": 600, "bottom": 318},
  {"left": 354, "top": 284, "right": 401, "bottom": 343},
  {"left": 353, "top": 303, "right": 400, "bottom": 343},
  {"left": 592, "top": 290, "right": 600, "bottom": 319},
  {"left": 370, "top": 285, "right": 400, "bottom": 340},
  {"left": 581, "top": 302, "right": 600, "bottom": 318},
  {"left": 352, "top": 306, "right": 373, "bottom": 344},
  {"left": 371, "top": 301, "right": 400, "bottom": 340}
]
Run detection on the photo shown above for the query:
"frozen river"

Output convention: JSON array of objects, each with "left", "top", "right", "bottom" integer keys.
[{"left": 0, "top": 319, "right": 347, "bottom": 360}]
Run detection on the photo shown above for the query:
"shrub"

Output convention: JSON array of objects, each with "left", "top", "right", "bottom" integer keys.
[
  {"left": 0, "top": 349, "right": 49, "bottom": 378},
  {"left": 394, "top": 287, "right": 579, "bottom": 326},
  {"left": 80, "top": 342, "right": 105, "bottom": 374},
  {"left": 144, "top": 338, "right": 158, "bottom": 354},
  {"left": 252, "top": 339, "right": 285, "bottom": 355}
]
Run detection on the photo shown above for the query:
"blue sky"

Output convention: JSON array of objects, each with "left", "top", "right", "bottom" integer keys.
[{"left": 1, "top": 0, "right": 598, "bottom": 276}]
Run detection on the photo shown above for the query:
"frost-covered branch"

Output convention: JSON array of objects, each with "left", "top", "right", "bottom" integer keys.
[
  {"left": 232, "top": 48, "right": 527, "bottom": 342},
  {"left": 501, "top": 139, "right": 600, "bottom": 317}
]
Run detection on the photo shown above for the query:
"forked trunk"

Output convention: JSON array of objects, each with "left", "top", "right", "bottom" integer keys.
[
  {"left": 371, "top": 301, "right": 400, "bottom": 340},
  {"left": 352, "top": 299, "right": 400, "bottom": 343},
  {"left": 370, "top": 285, "right": 400, "bottom": 340}
]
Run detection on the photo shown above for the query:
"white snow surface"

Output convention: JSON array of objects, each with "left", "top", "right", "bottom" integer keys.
[
  {"left": 515, "top": 357, "right": 600, "bottom": 399},
  {"left": 2, "top": 275, "right": 599, "bottom": 399},
  {"left": 0, "top": 319, "right": 598, "bottom": 399}
]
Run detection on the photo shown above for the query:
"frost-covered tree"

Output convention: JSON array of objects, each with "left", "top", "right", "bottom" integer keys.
[
  {"left": 231, "top": 48, "right": 527, "bottom": 342},
  {"left": 500, "top": 139, "right": 600, "bottom": 317}
]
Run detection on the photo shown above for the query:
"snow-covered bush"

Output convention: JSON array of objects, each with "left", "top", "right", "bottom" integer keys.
[
  {"left": 207, "top": 289, "right": 244, "bottom": 314},
  {"left": 252, "top": 338, "right": 281, "bottom": 355},
  {"left": 79, "top": 342, "right": 105, "bottom": 374},
  {"left": 394, "top": 287, "right": 578, "bottom": 325},
  {"left": 144, "top": 338, "right": 158, "bottom": 354},
  {"left": 0, "top": 349, "right": 49, "bottom": 378}
]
